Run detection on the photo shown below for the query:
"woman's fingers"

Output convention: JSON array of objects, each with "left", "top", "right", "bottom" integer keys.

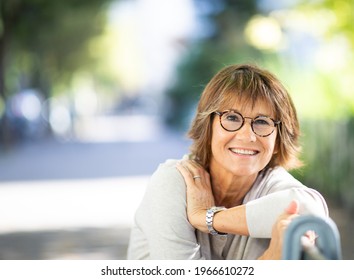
[
  {"left": 176, "top": 160, "right": 213, "bottom": 199},
  {"left": 179, "top": 160, "right": 203, "bottom": 177},
  {"left": 175, "top": 159, "right": 215, "bottom": 232},
  {"left": 285, "top": 199, "right": 299, "bottom": 214},
  {"left": 176, "top": 161, "right": 194, "bottom": 185},
  {"left": 176, "top": 160, "right": 210, "bottom": 186}
]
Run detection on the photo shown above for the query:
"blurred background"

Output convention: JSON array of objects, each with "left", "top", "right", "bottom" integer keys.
[{"left": 0, "top": 0, "right": 353, "bottom": 259}]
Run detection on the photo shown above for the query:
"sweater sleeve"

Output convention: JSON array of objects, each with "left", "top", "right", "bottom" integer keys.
[
  {"left": 130, "top": 160, "right": 205, "bottom": 259},
  {"left": 245, "top": 169, "right": 329, "bottom": 238}
]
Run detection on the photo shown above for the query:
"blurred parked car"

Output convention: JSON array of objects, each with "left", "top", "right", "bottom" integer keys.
[{"left": 4, "top": 89, "right": 47, "bottom": 141}]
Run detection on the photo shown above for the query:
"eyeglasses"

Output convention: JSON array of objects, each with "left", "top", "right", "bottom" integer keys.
[{"left": 215, "top": 110, "right": 281, "bottom": 137}]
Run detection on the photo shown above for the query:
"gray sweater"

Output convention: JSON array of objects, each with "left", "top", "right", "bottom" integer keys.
[{"left": 127, "top": 159, "right": 328, "bottom": 260}]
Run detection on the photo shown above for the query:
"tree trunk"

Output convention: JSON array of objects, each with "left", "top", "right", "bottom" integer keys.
[
  {"left": 0, "top": 1, "right": 13, "bottom": 149},
  {"left": 0, "top": 1, "right": 6, "bottom": 101}
]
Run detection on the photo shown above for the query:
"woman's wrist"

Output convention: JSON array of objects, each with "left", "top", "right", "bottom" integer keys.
[
  {"left": 190, "top": 207, "right": 228, "bottom": 235},
  {"left": 188, "top": 209, "right": 209, "bottom": 233},
  {"left": 188, "top": 205, "right": 249, "bottom": 236}
]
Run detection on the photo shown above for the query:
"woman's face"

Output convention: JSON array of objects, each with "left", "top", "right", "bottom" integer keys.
[{"left": 210, "top": 98, "right": 278, "bottom": 180}]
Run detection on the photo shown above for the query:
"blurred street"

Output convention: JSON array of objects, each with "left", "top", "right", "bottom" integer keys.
[{"left": 0, "top": 115, "right": 191, "bottom": 259}]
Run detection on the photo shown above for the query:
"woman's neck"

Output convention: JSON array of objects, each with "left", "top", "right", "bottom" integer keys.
[{"left": 210, "top": 169, "right": 258, "bottom": 208}]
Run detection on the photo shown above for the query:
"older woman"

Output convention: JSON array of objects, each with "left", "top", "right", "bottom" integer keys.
[{"left": 127, "top": 64, "right": 328, "bottom": 260}]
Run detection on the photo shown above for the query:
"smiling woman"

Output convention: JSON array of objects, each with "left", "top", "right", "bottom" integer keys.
[{"left": 127, "top": 63, "right": 328, "bottom": 260}]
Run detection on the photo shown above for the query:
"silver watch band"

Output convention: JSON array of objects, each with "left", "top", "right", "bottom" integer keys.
[{"left": 206, "top": 206, "right": 227, "bottom": 236}]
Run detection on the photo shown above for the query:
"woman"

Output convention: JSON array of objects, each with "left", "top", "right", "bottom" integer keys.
[{"left": 127, "top": 64, "right": 328, "bottom": 260}]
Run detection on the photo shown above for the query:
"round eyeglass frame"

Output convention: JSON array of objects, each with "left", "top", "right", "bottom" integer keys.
[{"left": 214, "top": 110, "right": 281, "bottom": 137}]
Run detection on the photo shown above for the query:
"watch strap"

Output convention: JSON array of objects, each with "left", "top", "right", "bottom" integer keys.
[{"left": 206, "top": 206, "right": 227, "bottom": 236}]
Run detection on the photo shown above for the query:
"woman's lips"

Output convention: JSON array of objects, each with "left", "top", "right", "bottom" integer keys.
[{"left": 229, "top": 148, "right": 259, "bottom": 156}]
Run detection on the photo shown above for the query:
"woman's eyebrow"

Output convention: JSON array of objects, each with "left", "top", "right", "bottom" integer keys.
[
  {"left": 227, "top": 109, "right": 273, "bottom": 117},
  {"left": 256, "top": 113, "right": 272, "bottom": 117}
]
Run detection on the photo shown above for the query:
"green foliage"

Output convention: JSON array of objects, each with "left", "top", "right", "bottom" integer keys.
[
  {"left": 298, "top": 0, "right": 354, "bottom": 42},
  {"left": 294, "top": 118, "right": 354, "bottom": 212},
  {"left": 0, "top": 0, "right": 113, "bottom": 98}
]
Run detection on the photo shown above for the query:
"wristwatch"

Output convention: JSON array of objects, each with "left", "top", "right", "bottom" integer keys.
[{"left": 206, "top": 206, "right": 227, "bottom": 236}]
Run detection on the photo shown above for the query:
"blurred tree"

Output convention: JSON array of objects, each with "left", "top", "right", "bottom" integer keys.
[
  {"left": 166, "top": 0, "right": 354, "bottom": 128},
  {"left": 0, "top": 0, "right": 116, "bottom": 98},
  {"left": 301, "top": 0, "right": 354, "bottom": 43},
  {"left": 165, "top": 0, "right": 262, "bottom": 129},
  {"left": 287, "top": 0, "right": 354, "bottom": 209},
  {"left": 0, "top": 0, "right": 114, "bottom": 146},
  {"left": 283, "top": 0, "right": 354, "bottom": 118}
]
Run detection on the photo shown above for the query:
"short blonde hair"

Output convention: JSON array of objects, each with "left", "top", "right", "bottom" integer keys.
[{"left": 188, "top": 63, "right": 302, "bottom": 171}]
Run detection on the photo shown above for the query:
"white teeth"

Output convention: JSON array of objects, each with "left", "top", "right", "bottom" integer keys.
[{"left": 231, "top": 148, "right": 257, "bottom": 155}]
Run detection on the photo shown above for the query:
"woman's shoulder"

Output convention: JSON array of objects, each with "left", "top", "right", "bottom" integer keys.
[
  {"left": 159, "top": 158, "right": 181, "bottom": 168},
  {"left": 135, "top": 157, "right": 187, "bottom": 215},
  {"left": 153, "top": 158, "right": 182, "bottom": 178},
  {"left": 151, "top": 154, "right": 192, "bottom": 182},
  {"left": 262, "top": 166, "right": 304, "bottom": 188},
  {"left": 246, "top": 166, "right": 305, "bottom": 201},
  {"left": 148, "top": 157, "right": 186, "bottom": 194}
]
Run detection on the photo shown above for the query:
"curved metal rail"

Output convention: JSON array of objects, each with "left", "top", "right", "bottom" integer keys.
[{"left": 282, "top": 215, "right": 342, "bottom": 260}]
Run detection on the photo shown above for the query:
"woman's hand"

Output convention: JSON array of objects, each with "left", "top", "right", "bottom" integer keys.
[
  {"left": 259, "top": 200, "right": 317, "bottom": 260},
  {"left": 259, "top": 200, "right": 300, "bottom": 259},
  {"left": 176, "top": 159, "right": 215, "bottom": 233}
]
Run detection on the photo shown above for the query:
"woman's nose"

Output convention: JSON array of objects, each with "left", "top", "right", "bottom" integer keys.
[{"left": 235, "top": 119, "right": 256, "bottom": 142}]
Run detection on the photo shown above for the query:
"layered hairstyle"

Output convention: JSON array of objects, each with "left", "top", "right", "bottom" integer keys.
[{"left": 188, "top": 63, "right": 302, "bottom": 171}]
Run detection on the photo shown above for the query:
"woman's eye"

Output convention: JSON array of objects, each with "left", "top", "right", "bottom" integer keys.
[
  {"left": 226, "top": 114, "right": 241, "bottom": 122},
  {"left": 254, "top": 118, "right": 272, "bottom": 126}
]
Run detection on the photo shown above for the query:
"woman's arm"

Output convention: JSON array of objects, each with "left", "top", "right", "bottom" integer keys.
[
  {"left": 132, "top": 161, "right": 205, "bottom": 259},
  {"left": 245, "top": 187, "right": 327, "bottom": 238},
  {"left": 176, "top": 160, "right": 328, "bottom": 238}
]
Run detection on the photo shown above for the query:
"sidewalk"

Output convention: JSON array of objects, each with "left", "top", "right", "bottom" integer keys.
[
  {"left": 0, "top": 176, "right": 149, "bottom": 259},
  {"left": 0, "top": 115, "right": 191, "bottom": 259}
]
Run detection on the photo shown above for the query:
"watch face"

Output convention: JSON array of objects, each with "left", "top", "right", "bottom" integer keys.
[{"left": 211, "top": 206, "right": 226, "bottom": 212}]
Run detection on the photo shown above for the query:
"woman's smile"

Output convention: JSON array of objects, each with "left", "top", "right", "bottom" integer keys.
[{"left": 229, "top": 147, "right": 259, "bottom": 156}]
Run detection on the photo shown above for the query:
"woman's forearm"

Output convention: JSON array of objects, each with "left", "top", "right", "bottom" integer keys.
[
  {"left": 208, "top": 188, "right": 327, "bottom": 238},
  {"left": 246, "top": 188, "right": 328, "bottom": 238}
]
